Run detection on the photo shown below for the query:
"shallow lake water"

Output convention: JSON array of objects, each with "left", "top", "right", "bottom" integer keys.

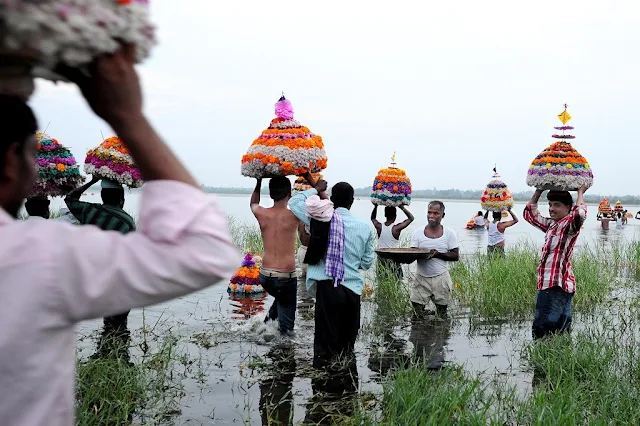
[{"left": 70, "top": 193, "right": 640, "bottom": 424}]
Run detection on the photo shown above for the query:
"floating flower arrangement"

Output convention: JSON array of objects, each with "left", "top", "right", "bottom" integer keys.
[
  {"left": 227, "top": 253, "right": 265, "bottom": 294},
  {"left": 31, "top": 131, "right": 84, "bottom": 197},
  {"left": 241, "top": 95, "right": 327, "bottom": 178},
  {"left": 0, "top": 0, "right": 155, "bottom": 80},
  {"left": 292, "top": 173, "right": 323, "bottom": 193},
  {"left": 84, "top": 136, "right": 143, "bottom": 188},
  {"left": 370, "top": 153, "right": 412, "bottom": 207},
  {"left": 526, "top": 105, "right": 594, "bottom": 191},
  {"left": 480, "top": 167, "right": 514, "bottom": 212}
]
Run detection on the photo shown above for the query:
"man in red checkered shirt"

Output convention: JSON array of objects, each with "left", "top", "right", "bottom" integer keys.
[{"left": 523, "top": 186, "right": 587, "bottom": 339}]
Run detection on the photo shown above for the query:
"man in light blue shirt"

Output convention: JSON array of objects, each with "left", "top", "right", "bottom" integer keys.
[{"left": 288, "top": 175, "right": 376, "bottom": 367}]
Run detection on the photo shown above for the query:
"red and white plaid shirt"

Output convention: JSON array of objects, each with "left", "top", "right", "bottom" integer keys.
[{"left": 523, "top": 202, "right": 587, "bottom": 293}]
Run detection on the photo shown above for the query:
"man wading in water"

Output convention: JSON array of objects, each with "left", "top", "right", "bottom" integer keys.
[
  {"left": 251, "top": 177, "right": 300, "bottom": 334},
  {"left": 371, "top": 204, "right": 414, "bottom": 281},
  {"left": 524, "top": 187, "right": 587, "bottom": 339},
  {"left": 65, "top": 176, "right": 136, "bottom": 358}
]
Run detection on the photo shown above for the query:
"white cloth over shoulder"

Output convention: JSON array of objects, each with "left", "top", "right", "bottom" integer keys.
[{"left": 305, "top": 195, "right": 334, "bottom": 222}]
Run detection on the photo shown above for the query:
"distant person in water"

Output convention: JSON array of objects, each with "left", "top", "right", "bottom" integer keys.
[
  {"left": 622, "top": 210, "right": 628, "bottom": 225},
  {"left": 472, "top": 211, "right": 485, "bottom": 228},
  {"left": 484, "top": 208, "right": 518, "bottom": 256},
  {"left": 24, "top": 195, "right": 50, "bottom": 219},
  {"left": 251, "top": 177, "right": 299, "bottom": 335},
  {"left": 523, "top": 186, "right": 587, "bottom": 340},
  {"left": 410, "top": 201, "right": 459, "bottom": 319},
  {"left": 371, "top": 204, "right": 414, "bottom": 281},
  {"left": 66, "top": 176, "right": 137, "bottom": 338}
]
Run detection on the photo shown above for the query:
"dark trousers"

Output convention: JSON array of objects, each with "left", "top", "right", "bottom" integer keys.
[
  {"left": 532, "top": 286, "right": 573, "bottom": 340},
  {"left": 259, "top": 273, "right": 297, "bottom": 334},
  {"left": 376, "top": 257, "right": 403, "bottom": 281},
  {"left": 104, "top": 311, "right": 130, "bottom": 332},
  {"left": 313, "top": 280, "right": 361, "bottom": 367}
]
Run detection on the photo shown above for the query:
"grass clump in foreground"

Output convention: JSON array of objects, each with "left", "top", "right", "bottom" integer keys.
[
  {"left": 76, "top": 325, "right": 188, "bottom": 425},
  {"left": 450, "top": 243, "right": 620, "bottom": 319}
]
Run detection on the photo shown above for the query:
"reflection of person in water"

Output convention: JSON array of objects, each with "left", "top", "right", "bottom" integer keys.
[
  {"left": 409, "top": 317, "right": 452, "bottom": 370},
  {"left": 258, "top": 346, "right": 296, "bottom": 425},
  {"left": 304, "top": 361, "right": 358, "bottom": 425},
  {"left": 229, "top": 293, "right": 266, "bottom": 320}
]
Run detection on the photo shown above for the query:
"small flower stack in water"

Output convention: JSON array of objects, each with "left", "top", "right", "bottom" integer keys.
[
  {"left": 370, "top": 152, "right": 412, "bottom": 207},
  {"left": 227, "top": 253, "right": 264, "bottom": 294},
  {"left": 292, "top": 173, "right": 323, "bottom": 193},
  {"left": 614, "top": 201, "right": 624, "bottom": 214},
  {"left": 0, "top": 0, "right": 155, "bottom": 80},
  {"left": 241, "top": 95, "right": 327, "bottom": 178},
  {"left": 84, "top": 136, "right": 143, "bottom": 188},
  {"left": 526, "top": 105, "right": 594, "bottom": 191},
  {"left": 31, "top": 131, "right": 84, "bottom": 197},
  {"left": 480, "top": 167, "right": 514, "bottom": 212}
]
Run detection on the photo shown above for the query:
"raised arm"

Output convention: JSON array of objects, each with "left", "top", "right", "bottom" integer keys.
[
  {"left": 288, "top": 188, "right": 317, "bottom": 225},
  {"left": 52, "top": 182, "right": 240, "bottom": 322},
  {"left": 392, "top": 205, "right": 414, "bottom": 239},
  {"left": 64, "top": 176, "right": 101, "bottom": 222},
  {"left": 570, "top": 185, "right": 588, "bottom": 230},
  {"left": 371, "top": 204, "right": 382, "bottom": 237},
  {"left": 499, "top": 207, "right": 519, "bottom": 231},
  {"left": 250, "top": 178, "right": 262, "bottom": 215},
  {"left": 523, "top": 189, "right": 551, "bottom": 232},
  {"left": 67, "top": 176, "right": 100, "bottom": 201}
]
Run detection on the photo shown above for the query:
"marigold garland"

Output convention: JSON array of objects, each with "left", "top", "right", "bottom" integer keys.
[
  {"left": 31, "top": 132, "right": 84, "bottom": 197},
  {"left": 614, "top": 200, "right": 624, "bottom": 214},
  {"left": 370, "top": 153, "right": 412, "bottom": 207},
  {"left": 598, "top": 197, "right": 612, "bottom": 214},
  {"left": 84, "top": 136, "right": 143, "bottom": 188},
  {"left": 227, "top": 253, "right": 265, "bottom": 294},
  {"left": 0, "top": 0, "right": 155, "bottom": 80},
  {"left": 241, "top": 95, "right": 328, "bottom": 178},
  {"left": 480, "top": 168, "right": 514, "bottom": 212},
  {"left": 292, "top": 173, "right": 323, "bottom": 193},
  {"left": 526, "top": 105, "right": 594, "bottom": 191}
]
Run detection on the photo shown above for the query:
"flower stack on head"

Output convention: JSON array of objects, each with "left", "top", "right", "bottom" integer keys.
[
  {"left": 241, "top": 95, "right": 327, "bottom": 178},
  {"left": 292, "top": 173, "right": 323, "bottom": 193},
  {"left": 526, "top": 105, "right": 594, "bottom": 191},
  {"left": 31, "top": 132, "right": 84, "bottom": 197},
  {"left": 0, "top": 0, "right": 155, "bottom": 88},
  {"left": 614, "top": 201, "right": 624, "bottom": 214},
  {"left": 370, "top": 152, "right": 412, "bottom": 207},
  {"left": 84, "top": 136, "right": 143, "bottom": 188},
  {"left": 227, "top": 253, "right": 264, "bottom": 294},
  {"left": 480, "top": 167, "right": 514, "bottom": 212}
]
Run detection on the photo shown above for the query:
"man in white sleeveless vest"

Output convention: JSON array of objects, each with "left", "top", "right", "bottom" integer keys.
[{"left": 371, "top": 204, "right": 414, "bottom": 282}]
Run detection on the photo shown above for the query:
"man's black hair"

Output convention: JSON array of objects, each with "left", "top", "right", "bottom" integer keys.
[
  {"left": 384, "top": 206, "right": 397, "bottom": 220},
  {"left": 428, "top": 200, "right": 445, "bottom": 213},
  {"left": 101, "top": 188, "right": 125, "bottom": 206},
  {"left": 547, "top": 190, "right": 573, "bottom": 208},
  {"left": 0, "top": 96, "right": 37, "bottom": 177},
  {"left": 331, "top": 182, "right": 354, "bottom": 209},
  {"left": 492, "top": 211, "right": 502, "bottom": 220},
  {"left": 269, "top": 177, "right": 291, "bottom": 202}
]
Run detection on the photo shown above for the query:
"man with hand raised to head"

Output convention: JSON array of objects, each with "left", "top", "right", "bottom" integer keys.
[{"left": 0, "top": 45, "right": 240, "bottom": 426}]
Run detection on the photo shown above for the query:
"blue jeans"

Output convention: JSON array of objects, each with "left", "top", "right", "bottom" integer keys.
[
  {"left": 532, "top": 286, "right": 574, "bottom": 340},
  {"left": 259, "top": 273, "right": 297, "bottom": 334}
]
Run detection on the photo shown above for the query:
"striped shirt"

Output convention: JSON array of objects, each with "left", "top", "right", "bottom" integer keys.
[
  {"left": 65, "top": 196, "right": 136, "bottom": 234},
  {"left": 288, "top": 188, "right": 376, "bottom": 296},
  {"left": 523, "top": 202, "right": 587, "bottom": 293}
]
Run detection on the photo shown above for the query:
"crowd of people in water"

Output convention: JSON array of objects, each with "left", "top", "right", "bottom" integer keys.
[{"left": 0, "top": 46, "right": 594, "bottom": 426}]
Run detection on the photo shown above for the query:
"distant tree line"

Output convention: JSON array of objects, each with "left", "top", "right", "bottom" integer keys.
[{"left": 201, "top": 185, "right": 640, "bottom": 205}]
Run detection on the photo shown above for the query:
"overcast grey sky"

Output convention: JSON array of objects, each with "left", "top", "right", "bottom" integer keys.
[{"left": 29, "top": 0, "right": 640, "bottom": 195}]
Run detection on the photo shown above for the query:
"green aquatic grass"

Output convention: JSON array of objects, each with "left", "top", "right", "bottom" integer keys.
[{"left": 450, "top": 243, "right": 619, "bottom": 319}]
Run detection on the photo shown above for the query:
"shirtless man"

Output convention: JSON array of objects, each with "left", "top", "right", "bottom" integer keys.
[{"left": 251, "top": 177, "right": 299, "bottom": 334}]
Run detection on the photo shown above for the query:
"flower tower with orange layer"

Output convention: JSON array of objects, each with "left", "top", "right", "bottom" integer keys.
[
  {"left": 480, "top": 167, "right": 514, "bottom": 212},
  {"left": 241, "top": 95, "right": 327, "bottom": 178},
  {"left": 292, "top": 173, "right": 323, "bottom": 193},
  {"left": 370, "top": 153, "right": 412, "bottom": 207},
  {"left": 85, "top": 136, "right": 143, "bottom": 188},
  {"left": 526, "top": 105, "right": 594, "bottom": 191},
  {"left": 227, "top": 253, "right": 264, "bottom": 294},
  {"left": 31, "top": 132, "right": 84, "bottom": 197}
]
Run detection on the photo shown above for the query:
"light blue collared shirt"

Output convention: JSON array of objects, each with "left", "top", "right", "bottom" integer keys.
[{"left": 288, "top": 188, "right": 376, "bottom": 296}]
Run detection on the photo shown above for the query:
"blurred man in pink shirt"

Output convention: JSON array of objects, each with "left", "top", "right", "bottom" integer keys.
[{"left": 0, "top": 45, "right": 240, "bottom": 426}]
